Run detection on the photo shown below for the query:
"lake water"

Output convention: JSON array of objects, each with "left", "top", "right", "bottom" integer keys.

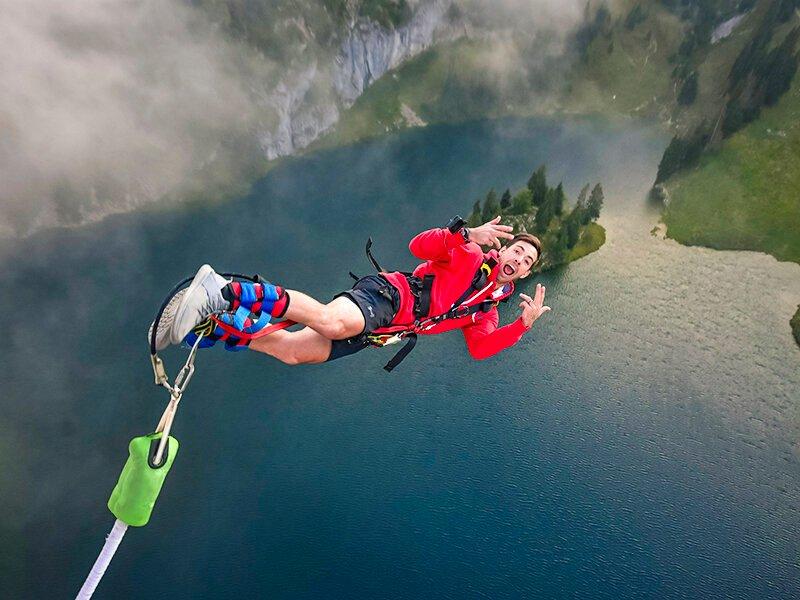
[{"left": 2, "top": 117, "right": 799, "bottom": 599}]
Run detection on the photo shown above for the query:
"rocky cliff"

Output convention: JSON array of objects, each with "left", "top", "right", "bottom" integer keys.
[{"left": 259, "top": 0, "right": 462, "bottom": 159}]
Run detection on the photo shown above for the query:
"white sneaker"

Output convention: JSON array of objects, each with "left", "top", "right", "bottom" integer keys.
[
  {"left": 149, "top": 289, "right": 187, "bottom": 352},
  {"left": 150, "top": 265, "right": 230, "bottom": 351}
]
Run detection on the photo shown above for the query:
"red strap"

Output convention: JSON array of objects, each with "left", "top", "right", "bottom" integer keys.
[{"left": 210, "top": 317, "right": 297, "bottom": 341}]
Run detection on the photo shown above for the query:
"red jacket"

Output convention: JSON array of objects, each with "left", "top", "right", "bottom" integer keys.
[{"left": 380, "top": 228, "right": 530, "bottom": 360}]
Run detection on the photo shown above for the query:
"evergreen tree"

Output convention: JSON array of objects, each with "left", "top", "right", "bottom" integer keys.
[
  {"left": 575, "top": 183, "right": 590, "bottom": 225},
  {"left": 722, "top": 97, "right": 750, "bottom": 137},
  {"left": 624, "top": 4, "right": 646, "bottom": 30},
  {"left": 576, "top": 183, "right": 589, "bottom": 206},
  {"left": 655, "top": 125, "right": 710, "bottom": 182},
  {"left": 500, "top": 188, "right": 512, "bottom": 211},
  {"left": 535, "top": 194, "right": 555, "bottom": 233},
  {"left": 678, "top": 71, "right": 699, "bottom": 105},
  {"left": 481, "top": 189, "right": 500, "bottom": 222},
  {"left": 549, "top": 229, "right": 569, "bottom": 265},
  {"left": 587, "top": 184, "right": 604, "bottom": 221},
  {"left": 553, "top": 182, "right": 566, "bottom": 216},
  {"left": 510, "top": 189, "right": 533, "bottom": 215},
  {"left": 527, "top": 165, "right": 548, "bottom": 207},
  {"left": 565, "top": 208, "right": 582, "bottom": 248},
  {"left": 468, "top": 200, "right": 482, "bottom": 227},
  {"left": 760, "top": 26, "right": 800, "bottom": 106},
  {"left": 573, "top": 3, "right": 613, "bottom": 62}
]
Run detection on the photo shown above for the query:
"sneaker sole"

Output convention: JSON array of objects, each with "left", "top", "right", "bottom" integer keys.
[
  {"left": 169, "top": 264, "right": 216, "bottom": 345},
  {"left": 149, "top": 288, "right": 188, "bottom": 352}
]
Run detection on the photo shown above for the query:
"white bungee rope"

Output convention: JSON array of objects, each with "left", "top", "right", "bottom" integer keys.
[
  {"left": 76, "top": 520, "right": 128, "bottom": 599},
  {"left": 75, "top": 333, "right": 204, "bottom": 599}
]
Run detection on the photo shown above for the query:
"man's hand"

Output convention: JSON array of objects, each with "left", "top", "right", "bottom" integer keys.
[
  {"left": 519, "top": 283, "right": 550, "bottom": 328},
  {"left": 467, "top": 216, "right": 514, "bottom": 249}
]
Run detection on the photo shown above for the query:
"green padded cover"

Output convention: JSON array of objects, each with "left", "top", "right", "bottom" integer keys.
[{"left": 108, "top": 433, "right": 179, "bottom": 526}]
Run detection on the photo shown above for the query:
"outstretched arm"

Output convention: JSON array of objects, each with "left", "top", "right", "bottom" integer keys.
[
  {"left": 462, "top": 283, "right": 550, "bottom": 360},
  {"left": 409, "top": 216, "right": 514, "bottom": 261}
]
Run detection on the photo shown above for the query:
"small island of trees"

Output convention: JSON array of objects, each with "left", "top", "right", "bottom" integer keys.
[{"left": 467, "top": 165, "right": 606, "bottom": 271}]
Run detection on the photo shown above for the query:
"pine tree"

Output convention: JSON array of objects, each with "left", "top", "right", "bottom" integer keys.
[
  {"left": 535, "top": 193, "right": 555, "bottom": 233},
  {"left": 587, "top": 184, "right": 604, "bottom": 221},
  {"left": 678, "top": 71, "right": 699, "bottom": 106},
  {"left": 549, "top": 229, "right": 569, "bottom": 265},
  {"left": 760, "top": 26, "right": 800, "bottom": 106},
  {"left": 624, "top": 4, "right": 646, "bottom": 30},
  {"left": 553, "top": 182, "right": 566, "bottom": 216},
  {"left": 577, "top": 184, "right": 589, "bottom": 206},
  {"left": 481, "top": 189, "right": 500, "bottom": 222},
  {"left": 468, "top": 200, "right": 482, "bottom": 227},
  {"left": 510, "top": 189, "right": 533, "bottom": 215},
  {"left": 527, "top": 165, "right": 548, "bottom": 207},
  {"left": 565, "top": 207, "right": 582, "bottom": 248},
  {"left": 573, "top": 183, "right": 587, "bottom": 222},
  {"left": 655, "top": 125, "right": 710, "bottom": 182},
  {"left": 500, "top": 188, "right": 512, "bottom": 211}
]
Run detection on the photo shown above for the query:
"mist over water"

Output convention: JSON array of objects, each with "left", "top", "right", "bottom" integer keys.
[
  {"left": 2, "top": 117, "right": 799, "bottom": 598},
  {"left": 0, "top": 0, "right": 587, "bottom": 238}
]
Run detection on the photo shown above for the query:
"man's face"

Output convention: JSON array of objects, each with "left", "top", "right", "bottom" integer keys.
[{"left": 497, "top": 241, "right": 538, "bottom": 283}]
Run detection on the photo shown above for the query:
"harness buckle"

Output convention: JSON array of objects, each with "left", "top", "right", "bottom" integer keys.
[{"left": 453, "top": 305, "right": 471, "bottom": 318}]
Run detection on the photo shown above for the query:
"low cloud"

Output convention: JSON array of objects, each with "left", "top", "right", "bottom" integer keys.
[
  {"left": 0, "top": 0, "right": 274, "bottom": 236},
  {"left": 0, "top": 0, "right": 589, "bottom": 237}
]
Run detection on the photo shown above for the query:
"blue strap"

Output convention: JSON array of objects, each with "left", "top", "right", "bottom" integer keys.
[{"left": 181, "top": 280, "right": 280, "bottom": 351}]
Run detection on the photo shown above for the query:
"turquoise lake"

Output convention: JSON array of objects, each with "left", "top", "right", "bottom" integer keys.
[{"left": 2, "top": 117, "right": 799, "bottom": 598}]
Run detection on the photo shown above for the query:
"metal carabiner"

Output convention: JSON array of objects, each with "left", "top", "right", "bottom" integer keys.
[
  {"left": 173, "top": 333, "right": 203, "bottom": 394},
  {"left": 151, "top": 333, "right": 205, "bottom": 467}
]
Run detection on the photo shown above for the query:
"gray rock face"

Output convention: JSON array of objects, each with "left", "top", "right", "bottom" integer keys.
[
  {"left": 259, "top": 0, "right": 461, "bottom": 159},
  {"left": 334, "top": 0, "right": 456, "bottom": 105}
]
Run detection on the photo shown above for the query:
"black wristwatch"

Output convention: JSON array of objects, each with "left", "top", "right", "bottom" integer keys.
[
  {"left": 446, "top": 215, "right": 466, "bottom": 233},
  {"left": 446, "top": 215, "right": 470, "bottom": 243}
]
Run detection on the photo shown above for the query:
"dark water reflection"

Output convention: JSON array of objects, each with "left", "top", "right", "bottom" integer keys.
[{"left": 2, "top": 117, "right": 799, "bottom": 599}]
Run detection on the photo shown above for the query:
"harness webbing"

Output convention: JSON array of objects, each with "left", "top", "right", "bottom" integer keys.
[
  {"left": 382, "top": 333, "right": 418, "bottom": 372},
  {"left": 208, "top": 316, "right": 296, "bottom": 341},
  {"left": 374, "top": 260, "right": 511, "bottom": 372}
]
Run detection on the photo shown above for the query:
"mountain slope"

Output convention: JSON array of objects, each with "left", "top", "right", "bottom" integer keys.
[{"left": 663, "top": 76, "right": 800, "bottom": 263}]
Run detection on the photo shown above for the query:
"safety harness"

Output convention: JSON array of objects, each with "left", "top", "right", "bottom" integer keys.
[{"left": 355, "top": 239, "right": 514, "bottom": 372}]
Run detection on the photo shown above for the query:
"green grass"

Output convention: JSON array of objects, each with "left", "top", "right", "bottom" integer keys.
[
  {"left": 663, "top": 79, "right": 800, "bottom": 264},
  {"left": 567, "top": 222, "right": 606, "bottom": 262},
  {"left": 563, "top": 2, "right": 683, "bottom": 118}
]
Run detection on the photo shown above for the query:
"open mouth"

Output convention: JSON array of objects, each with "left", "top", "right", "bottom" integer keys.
[{"left": 502, "top": 264, "right": 515, "bottom": 277}]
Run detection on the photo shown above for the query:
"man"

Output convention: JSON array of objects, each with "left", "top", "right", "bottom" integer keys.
[{"left": 155, "top": 216, "right": 550, "bottom": 369}]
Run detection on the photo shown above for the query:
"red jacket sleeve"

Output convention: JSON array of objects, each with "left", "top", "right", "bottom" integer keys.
[
  {"left": 408, "top": 228, "right": 471, "bottom": 262},
  {"left": 461, "top": 309, "right": 529, "bottom": 360}
]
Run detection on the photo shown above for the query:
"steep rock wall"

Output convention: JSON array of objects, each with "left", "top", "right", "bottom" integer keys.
[{"left": 259, "top": 0, "right": 461, "bottom": 159}]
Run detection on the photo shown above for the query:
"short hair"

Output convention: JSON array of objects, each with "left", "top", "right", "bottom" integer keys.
[{"left": 508, "top": 232, "right": 542, "bottom": 264}]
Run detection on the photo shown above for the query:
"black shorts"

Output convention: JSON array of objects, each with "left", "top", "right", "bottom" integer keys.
[{"left": 327, "top": 275, "right": 400, "bottom": 362}]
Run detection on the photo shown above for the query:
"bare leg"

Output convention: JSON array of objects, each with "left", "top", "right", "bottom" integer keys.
[
  {"left": 250, "top": 326, "right": 333, "bottom": 365},
  {"left": 282, "top": 291, "right": 365, "bottom": 340}
]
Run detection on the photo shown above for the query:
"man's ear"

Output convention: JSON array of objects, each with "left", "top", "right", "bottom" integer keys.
[{"left": 519, "top": 271, "right": 531, "bottom": 279}]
